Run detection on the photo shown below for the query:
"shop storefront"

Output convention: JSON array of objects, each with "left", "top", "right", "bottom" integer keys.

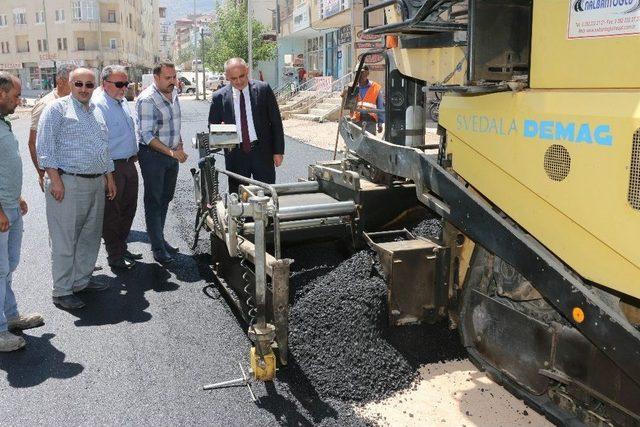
[
  {"left": 306, "top": 35, "right": 324, "bottom": 76},
  {"left": 328, "top": 25, "right": 352, "bottom": 78}
]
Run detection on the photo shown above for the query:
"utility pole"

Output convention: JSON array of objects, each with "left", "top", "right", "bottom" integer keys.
[
  {"left": 42, "top": 0, "right": 56, "bottom": 84},
  {"left": 194, "top": 0, "right": 200, "bottom": 99},
  {"left": 247, "top": 0, "right": 253, "bottom": 78},
  {"left": 200, "top": 27, "right": 206, "bottom": 99}
]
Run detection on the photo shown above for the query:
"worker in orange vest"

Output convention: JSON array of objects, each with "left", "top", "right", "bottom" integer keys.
[{"left": 351, "top": 65, "right": 384, "bottom": 134}]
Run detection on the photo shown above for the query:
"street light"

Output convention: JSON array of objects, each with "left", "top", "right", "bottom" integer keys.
[
  {"left": 200, "top": 26, "right": 207, "bottom": 100},
  {"left": 248, "top": 0, "right": 252, "bottom": 78}
]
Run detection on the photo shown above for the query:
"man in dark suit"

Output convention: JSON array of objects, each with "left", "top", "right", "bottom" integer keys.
[{"left": 208, "top": 58, "right": 285, "bottom": 194}]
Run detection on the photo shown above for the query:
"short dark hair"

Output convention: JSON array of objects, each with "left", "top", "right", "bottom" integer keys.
[
  {"left": 0, "top": 72, "right": 15, "bottom": 93},
  {"left": 153, "top": 62, "right": 175, "bottom": 75},
  {"left": 361, "top": 65, "right": 370, "bottom": 72}
]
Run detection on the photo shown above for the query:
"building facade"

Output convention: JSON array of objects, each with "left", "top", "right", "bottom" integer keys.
[
  {"left": 251, "top": 0, "right": 278, "bottom": 87},
  {"left": 0, "top": 0, "right": 160, "bottom": 90},
  {"left": 276, "top": 0, "right": 385, "bottom": 87},
  {"left": 159, "top": 6, "right": 172, "bottom": 60}
]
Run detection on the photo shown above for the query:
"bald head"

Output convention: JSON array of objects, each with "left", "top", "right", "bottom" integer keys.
[
  {"left": 69, "top": 68, "right": 96, "bottom": 105},
  {"left": 224, "top": 58, "right": 249, "bottom": 91}
]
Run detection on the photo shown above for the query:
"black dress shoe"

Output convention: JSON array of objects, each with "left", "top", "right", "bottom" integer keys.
[
  {"left": 153, "top": 252, "right": 175, "bottom": 265},
  {"left": 52, "top": 295, "right": 86, "bottom": 309},
  {"left": 164, "top": 241, "right": 179, "bottom": 253},
  {"left": 109, "top": 257, "right": 136, "bottom": 270},
  {"left": 124, "top": 250, "right": 143, "bottom": 260}
]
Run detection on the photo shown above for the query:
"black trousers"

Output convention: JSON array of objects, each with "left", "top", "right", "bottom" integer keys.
[
  {"left": 224, "top": 142, "right": 275, "bottom": 194},
  {"left": 138, "top": 145, "right": 179, "bottom": 254},
  {"left": 102, "top": 158, "right": 138, "bottom": 262}
]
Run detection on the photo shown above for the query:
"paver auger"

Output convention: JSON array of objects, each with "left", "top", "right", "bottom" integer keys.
[{"left": 194, "top": 0, "right": 640, "bottom": 423}]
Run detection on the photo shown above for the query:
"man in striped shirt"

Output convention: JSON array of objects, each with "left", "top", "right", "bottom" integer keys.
[
  {"left": 135, "top": 62, "right": 188, "bottom": 264},
  {"left": 37, "top": 68, "right": 116, "bottom": 310}
]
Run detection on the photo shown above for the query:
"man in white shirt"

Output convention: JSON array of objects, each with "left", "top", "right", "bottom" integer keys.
[{"left": 208, "top": 58, "right": 285, "bottom": 194}]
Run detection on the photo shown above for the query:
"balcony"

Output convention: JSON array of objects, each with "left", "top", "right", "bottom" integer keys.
[{"left": 100, "top": 20, "right": 120, "bottom": 32}]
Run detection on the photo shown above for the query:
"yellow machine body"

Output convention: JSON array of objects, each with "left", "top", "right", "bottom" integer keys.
[
  {"left": 250, "top": 347, "right": 276, "bottom": 381},
  {"left": 530, "top": 0, "right": 640, "bottom": 89},
  {"left": 433, "top": 0, "right": 640, "bottom": 299},
  {"left": 439, "top": 90, "right": 640, "bottom": 299}
]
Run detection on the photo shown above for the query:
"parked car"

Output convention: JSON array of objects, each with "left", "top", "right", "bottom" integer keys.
[
  {"left": 207, "top": 75, "right": 227, "bottom": 91},
  {"left": 178, "top": 76, "right": 196, "bottom": 94}
]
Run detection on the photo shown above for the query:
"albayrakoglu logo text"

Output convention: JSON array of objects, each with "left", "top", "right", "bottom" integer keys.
[
  {"left": 456, "top": 115, "right": 613, "bottom": 146},
  {"left": 573, "top": 0, "right": 640, "bottom": 13}
]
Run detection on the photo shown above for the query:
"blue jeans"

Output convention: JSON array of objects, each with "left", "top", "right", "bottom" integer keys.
[
  {"left": 0, "top": 207, "right": 22, "bottom": 332},
  {"left": 138, "top": 145, "right": 179, "bottom": 255}
]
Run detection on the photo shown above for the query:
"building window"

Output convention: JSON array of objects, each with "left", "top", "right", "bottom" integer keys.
[
  {"left": 1, "top": 42, "right": 9, "bottom": 54},
  {"left": 36, "top": 11, "right": 45, "bottom": 24},
  {"left": 57, "top": 38, "right": 68, "bottom": 51},
  {"left": 107, "top": 10, "right": 116, "bottom": 23},
  {"left": 77, "top": 37, "right": 85, "bottom": 51},
  {"left": 72, "top": 1, "right": 98, "bottom": 21},
  {"left": 55, "top": 9, "right": 65, "bottom": 22},
  {"left": 129, "top": 13, "right": 132, "bottom": 29},
  {"left": 13, "top": 10, "right": 27, "bottom": 25},
  {"left": 109, "top": 38, "right": 117, "bottom": 49},
  {"left": 37, "top": 39, "right": 48, "bottom": 52},
  {"left": 0, "top": 15, "right": 7, "bottom": 27}
]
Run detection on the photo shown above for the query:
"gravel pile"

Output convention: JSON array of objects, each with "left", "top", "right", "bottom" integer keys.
[
  {"left": 410, "top": 218, "right": 442, "bottom": 239},
  {"left": 289, "top": 250, "right": 418, "bottom": 401},
  {"left": 287, "top": 217, "right": 465, "bottom": 403}
]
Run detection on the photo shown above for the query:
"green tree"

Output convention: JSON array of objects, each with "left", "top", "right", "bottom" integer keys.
[
  {"left": 176, "top": 45, "right": 197, "bottom": 68},
  {"left": 204, "top": 0, "right": 277, "bottom": 72}
]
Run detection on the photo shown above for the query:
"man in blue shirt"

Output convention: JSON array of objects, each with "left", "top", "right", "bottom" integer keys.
[
  {"left": 0, "top": 72, "right": 44, "bottom": 351},
  {"left": 94, "top": 66, "right": 140, "bottom": 271},
  {"left": 37, "top": 68, "right": 116, "bottom": 310}
]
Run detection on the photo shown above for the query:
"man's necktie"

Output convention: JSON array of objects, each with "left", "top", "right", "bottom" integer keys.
[{"left": 239, "top": 90, "right": 251, "bottom": 153}]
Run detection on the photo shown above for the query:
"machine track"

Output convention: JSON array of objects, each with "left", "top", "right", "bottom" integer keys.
[{"left": 459, "top": 246, "right": 640, "bottom": 426}]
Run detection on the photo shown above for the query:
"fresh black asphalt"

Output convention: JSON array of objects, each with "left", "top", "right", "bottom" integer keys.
[{"left": 0, "top": 99, "right": 364, "bottom": 425}]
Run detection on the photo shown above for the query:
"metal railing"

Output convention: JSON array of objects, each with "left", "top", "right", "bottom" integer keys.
[
  {"left": 273, "top": 77, "right": 296, "bottom": 100},
  {"left": 300, "top": 72, "right": 353, "bottom": 118},
  {"left": 277, "top": 77, "right": 318, "bottom": 105}
]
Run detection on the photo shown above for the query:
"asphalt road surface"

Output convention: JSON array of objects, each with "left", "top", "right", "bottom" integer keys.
[{"left": 1, "top": 99, "right": 362, "bottom": 425}]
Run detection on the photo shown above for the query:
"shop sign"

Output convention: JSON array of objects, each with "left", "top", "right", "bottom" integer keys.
[
  {"left": 315, "top": 76, "right": 333, "bottom": 91},
  {"left": 337, "top": 25, "right": 351, "bottom": 44},
  {"left": 39, "top": 53, "right": 57, "bottom": 61},
  {"left": 356, "top": 29, "right": 383, "bottom": 41},
  {"left": 58, "top": 59, "right": 86, "bottom": 66},
  {"left": 0, "top": 63, "right": 22, "bottom": 70},
  {"left": 322, "top": 0, "right": 342, "bottom": 19},
  {"left": 358, "top": 53, "right": 385, "bottom": 64},
  {"left": 568, "top": 0, "right": 640, "bottom": 39},
  {"left": 355, "top": 41, "right": 384, "bottom": 49},
  {"left": 39, "top": 60, "right": 55, "bottom": 68},
  {"left": 293, "top": 4, "right": 310, "bottom": 32}
]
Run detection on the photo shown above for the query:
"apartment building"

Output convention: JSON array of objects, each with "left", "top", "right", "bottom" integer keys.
[
  {"left": 277, "top": 0, "right": 384, "bottom": 85},
  {"left": 0, "top": 0, "right": 160, "bottom": 90},
  {"left": 171, "top": 14, "right": 212, "bottom": 66},
  {"left": 159, "top": 6, "right": 172, "bottom": 60}
]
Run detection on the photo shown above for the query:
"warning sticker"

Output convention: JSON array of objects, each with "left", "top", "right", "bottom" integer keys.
[{"left": 568, "top": 0, "right": 640, "bottom": 38}]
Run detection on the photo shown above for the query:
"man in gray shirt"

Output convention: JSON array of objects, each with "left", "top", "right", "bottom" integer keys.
[
  {"left": 0, "top": 72, "right": 44, "bottom": 352},
  {"left": 37, "top": 68, "right": 117, "bottom": 310}
]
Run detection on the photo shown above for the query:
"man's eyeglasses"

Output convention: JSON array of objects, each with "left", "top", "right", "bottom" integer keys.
[
  {"left": 105, "top": 80, "right": 130, "bottom": 89},
  {"left": 73, "top": 81, "right": 95, "bottom": 89}
]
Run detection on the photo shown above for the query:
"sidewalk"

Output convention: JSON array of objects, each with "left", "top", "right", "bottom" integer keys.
[{"left": 282, "top": 118, "right": 440, "bottom": 153}]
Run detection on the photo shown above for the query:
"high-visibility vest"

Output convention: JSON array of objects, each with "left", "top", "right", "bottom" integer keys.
[{"left": 353, "top": 81, "right": 381, "bottom": 123}]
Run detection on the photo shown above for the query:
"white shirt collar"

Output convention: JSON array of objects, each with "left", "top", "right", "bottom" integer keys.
[{"left": 232, "top": 85, "right": 249, "bottom": 96}]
